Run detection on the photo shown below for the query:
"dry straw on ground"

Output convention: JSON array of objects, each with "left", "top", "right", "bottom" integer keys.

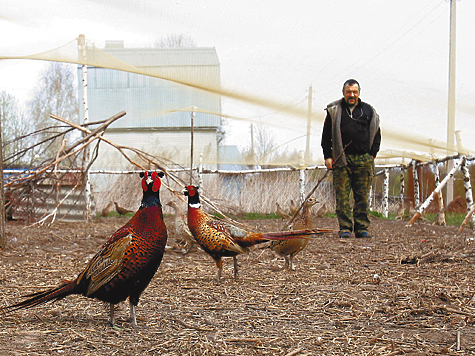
[{"left": 1, "top": 215, "right": 475, "bottom": 355}]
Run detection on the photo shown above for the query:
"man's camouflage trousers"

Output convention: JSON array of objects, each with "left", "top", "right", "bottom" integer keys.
[{"left": 332, "top": 153, "right": 374, "bottom": 233}]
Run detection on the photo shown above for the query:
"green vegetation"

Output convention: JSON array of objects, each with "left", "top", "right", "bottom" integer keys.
[{"left": 424, "top": 212, "right": 465, "bottom": 226}]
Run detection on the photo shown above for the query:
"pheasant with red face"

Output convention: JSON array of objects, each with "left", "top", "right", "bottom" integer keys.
[
  {"left": 1, "top": 171, "right": 168, "bottom": 328},
  {"left": 184, "top": 185, "right": 329, "bottom": 282}
]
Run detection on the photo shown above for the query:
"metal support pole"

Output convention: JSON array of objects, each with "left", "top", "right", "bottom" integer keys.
[
  {"left": 198, "top": 154, "right": 203, "bottom": 189},
  {"left": 190, "top": 108, "right": 195, "bottom": 184},
  {"left": 446, "top": 0, "right": 457, "bottom": 205},
  {"left": 305, "top": 85, "right": 312, "bottom": 165}
]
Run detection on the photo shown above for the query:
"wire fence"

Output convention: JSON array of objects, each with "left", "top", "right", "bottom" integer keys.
[
  {"left": 90, "top": 166, "right": 401, "bottom": 219},
  {"left": 8, "top": 157, "right": 473, "bottom": 222}
]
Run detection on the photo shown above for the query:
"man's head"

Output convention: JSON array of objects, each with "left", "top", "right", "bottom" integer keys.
[{"left": 342, "top": 79, "right": 360, "bottom": 107}]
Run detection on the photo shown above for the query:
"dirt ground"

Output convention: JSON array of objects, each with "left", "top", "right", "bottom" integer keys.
[{"left": 1, "top": 214, "right": 475, "bottom": 355}]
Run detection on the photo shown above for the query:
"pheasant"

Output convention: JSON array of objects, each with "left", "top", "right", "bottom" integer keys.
[
  {"left": 270, "top": 197, "right": 318, "bottom": 270},
  {"left": 115, "top": 201, "right": 134, "bottom": 216},
  {"left": 101, "top": 201, "right": 113, "bottom": 217},
  {"left": 276, "top": 202, "right": 290, "bottom": 220},
  {"left": 184, "top": 185, "right": 328, "bottom": 282},
  {"left": 290, "top": 199, "right": 298, "bottom": 216},
  {"left": 166, "top": 200, "right": 197, "bottom": 254},
  {"left": 2, "top": 171, "right": 168, "bottom": 328}
]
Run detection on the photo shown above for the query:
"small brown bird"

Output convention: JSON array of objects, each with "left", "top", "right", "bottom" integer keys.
[
  {"left": 115, "top": 202, "right": 134, "bottom": 216},
  {"left": 184, "top": 186, "right": 328, "bottom": 282},
  {"left": 395, "top": 203, "right": 405, "bottom": 220},
  {"left": 290, "top": 199, "right": 298, "bottom": 216},
  {"left": 101, "top": 201, "right": 113, "bottom": 217},
  {"left": 276, "top": 202, "right": 290, "bottom": 220},
  {"left": 270, "top": 197, "right": 318, "bottom": 270},
  {"left": 1, "top": 172, "right": 168, "bottom": 328},
  {"left": 315, "top": 202, "right": 327, "bottom": 218},
  {"left": 166, "top": 200, "right": 197, "bottom": 254}
]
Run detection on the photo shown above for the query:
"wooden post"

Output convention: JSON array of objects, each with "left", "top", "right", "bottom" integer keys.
[
  {"left": 461, "top": 156, "right": 475, "bottom": 228},
  {"left": 382, "top": 168, "right": 389, "bottom": 218},
  {"left": 407, "top": 158, "right": 464, "bottom": 226},
  {"left": 78, "top": 34, "right": 92, "bottom": 222},
  {"left": 0, "top": 107, "right": 5, "bottom": 249},
  {"left": 369, "top": 184, "right": 373, "bottom": 211},
  {"left": 413, "top": 161, "right": 420, "bottom": 209},
  {"left": 434, "top": 161, "right": 447, "bottom": 226},
  {"left": 396, "top": 166, "right": 405, "bottom": 219},
  {"left": 299, "top": 151, "right": 305, "bottom": 204}
]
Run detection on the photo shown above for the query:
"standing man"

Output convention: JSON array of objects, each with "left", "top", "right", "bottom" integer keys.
[{"left": 321, "top": 79, "right": 381, "bottom": 238}]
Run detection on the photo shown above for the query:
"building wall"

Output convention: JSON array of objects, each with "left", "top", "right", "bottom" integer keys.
[
  {"left": 79, "top": 46, "right": 222, "bottom": 171},
  {"left": 92, "top": 129, "right": 218, "bottom": 169}
]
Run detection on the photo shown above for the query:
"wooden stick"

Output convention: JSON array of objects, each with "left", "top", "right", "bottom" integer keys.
[
  {"left": 282, "top": 141, "right": 351, "bottom": 230},
  {"left": 459, "top": 203, "right": 475, "bottom": 233},
  {"left": 285, "top": 348, "right": 302, "bottom": 356},
  {"left": 407, "top": 157, "right": 464, "bottom": 226}
]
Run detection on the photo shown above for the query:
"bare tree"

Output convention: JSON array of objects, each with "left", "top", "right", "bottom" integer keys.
[
  {"left": 241, "top": 124, "right": 279, "bottom": 168},
  {"left": 0, "top": 91, "right": 31, "bottom": 166},
  {"left": 28, "top": 62, "right": 78, "bottom": 158},
  {"left": 154, "top": 34, "right": 196, "bottom": 48}
]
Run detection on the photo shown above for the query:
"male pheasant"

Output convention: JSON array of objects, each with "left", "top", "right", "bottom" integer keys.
[
  {"left": 1, "top": 171, "right": 168, "bottom": 328},
  {"left": 270, "top": 197, "right": 318, "bottom": 270},
  {"left": 184, "top": 185, "right": 327, "bottom": 282}
]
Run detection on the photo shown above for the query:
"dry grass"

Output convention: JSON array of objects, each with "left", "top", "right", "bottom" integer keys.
[{"left": 1, "top": 215, "right": 475, "bottom": 355}]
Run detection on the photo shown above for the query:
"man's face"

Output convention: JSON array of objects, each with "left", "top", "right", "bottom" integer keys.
[{"left": 343, "top": 83, "right": 360, "bottom": 107}]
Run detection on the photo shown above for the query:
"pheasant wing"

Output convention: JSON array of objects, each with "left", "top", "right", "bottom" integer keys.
[
  {"left": 205, "top": 219, "right": 247, "bottom": 254},
  {"left": 78, "top": 228, "right": 134, "bottom": 296}
]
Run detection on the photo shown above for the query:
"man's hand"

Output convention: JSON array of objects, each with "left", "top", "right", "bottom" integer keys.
[{"left": 325, "top": 158, "right": 334, "bottom": 170}]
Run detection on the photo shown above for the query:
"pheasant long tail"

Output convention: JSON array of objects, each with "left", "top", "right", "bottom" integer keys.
[
  {"left": 262, "top": 228, "right": 337, "bottom": 240},
  {"left": 2, "top": 281, "right": 77, "bottom": 312}
]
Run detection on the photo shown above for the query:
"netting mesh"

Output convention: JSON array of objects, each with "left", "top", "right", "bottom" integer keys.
[
  {"left": 2, "top": 3, "right": 474, "bottom": 223},
  {"left": 1, "top": 35, "right": 473, "bottom": 167},
  {"left": 90, "top": 167, "right": 417, "bottom": 220}
]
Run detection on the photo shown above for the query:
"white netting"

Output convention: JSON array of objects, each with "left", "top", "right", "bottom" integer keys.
[{"left": 1, "top": 1, "right": 474, "bottom": 169}]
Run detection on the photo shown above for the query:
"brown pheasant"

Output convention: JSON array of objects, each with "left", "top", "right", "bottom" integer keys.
[
  {"left": 276, "top": 202, "right": 290, "bottom": 220},
  {"left": 166, "top": 200, "right": 197, "bottom": 254},
  {"left": 2, "top": 172, "right": 168, "bottom": 328},
  {"left": 101, "top": 201, "right": 113, "bottom": 217},
  {"left": 290, "top": 199, "right": 299, "bottom": 216},
  {"left": 115, "top": 201, "right": 134, "bottom": 216},
  {"left": 270, "top": 197, "right": 318, "bottom": 270},
  {"left": 184, "top": 186, "right": 329, "bottom": 282}
]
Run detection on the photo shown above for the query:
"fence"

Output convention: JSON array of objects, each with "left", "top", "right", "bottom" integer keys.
[{"left": 6, "top": 154, "right": 474, "bottom": 224}]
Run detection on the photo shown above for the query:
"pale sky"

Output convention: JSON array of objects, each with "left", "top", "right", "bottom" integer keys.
[{"left": 1, "top": 0, "right": 474, "bottom": 163}]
